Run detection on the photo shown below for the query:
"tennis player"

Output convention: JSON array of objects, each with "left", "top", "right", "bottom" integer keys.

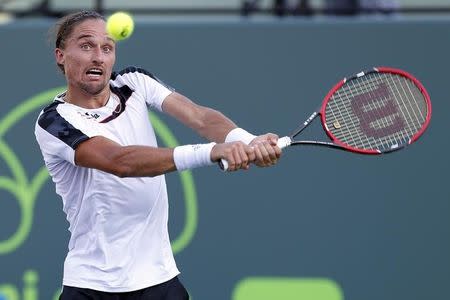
[{"left": 34, "top": 11, "right": 281, "bottom": 300}]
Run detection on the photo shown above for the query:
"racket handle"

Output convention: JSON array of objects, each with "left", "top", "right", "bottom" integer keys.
[
  {"left": 276, "top": 136, "right": 292, "bottom": 149},
  {"left": 219, "top": 136, "right": 291, "bottom": 171}
]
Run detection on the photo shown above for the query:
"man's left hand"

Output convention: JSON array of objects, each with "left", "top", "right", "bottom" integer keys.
[{"left": 249, "top": 133, "right": 281, "bottom": 167}]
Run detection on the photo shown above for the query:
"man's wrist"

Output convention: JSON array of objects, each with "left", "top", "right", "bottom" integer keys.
[
  {"left": 225, "top": 128, "right": 257, "bottom": 145},
  {"left": 173, "top": 143, "right": 216, "bottom": 171}
]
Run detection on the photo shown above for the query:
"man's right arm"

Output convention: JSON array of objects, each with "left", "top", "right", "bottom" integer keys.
[{"left": 74, "top": 135, "right": 256, "bottom": 177}]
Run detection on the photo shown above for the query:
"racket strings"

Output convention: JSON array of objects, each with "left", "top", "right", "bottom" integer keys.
[
  {"left": 333, "top": 74, "right": 425, "bottom": 149},
  {"left": 325, "top": 72, "right": 428, "bottom": 151},
  {"left": 334, "top": 77, "right": 420, "bottom": 145},
  {"left": 331, "top": 85, "right": 418, "bottom": 149}
]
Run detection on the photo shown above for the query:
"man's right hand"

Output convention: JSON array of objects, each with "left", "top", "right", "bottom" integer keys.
[{"left": 210, "top": 141, "right": 256, "bottom": 171}]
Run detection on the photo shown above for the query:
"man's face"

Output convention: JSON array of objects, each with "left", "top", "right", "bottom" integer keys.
[{"left": 55, "top": 18, "right": 116, "bottom": 96}]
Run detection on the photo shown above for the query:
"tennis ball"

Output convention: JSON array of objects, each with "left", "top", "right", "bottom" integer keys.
[{"left": 106, "top": 12, "right": 134, "bottom": 41}]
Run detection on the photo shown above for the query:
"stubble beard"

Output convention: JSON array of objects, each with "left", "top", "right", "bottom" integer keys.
[{"left": 79, "top": 80, "right": 108, "bottom": 96}]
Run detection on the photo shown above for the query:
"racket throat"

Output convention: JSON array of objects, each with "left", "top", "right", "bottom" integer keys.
[{"left": 291, "top": 110, "right": 320, "bottom": 138}]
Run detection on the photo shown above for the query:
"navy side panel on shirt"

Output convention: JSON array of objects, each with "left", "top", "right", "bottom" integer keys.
[{"left": 37, "top": 101, "right": 89, "bottom": 150}]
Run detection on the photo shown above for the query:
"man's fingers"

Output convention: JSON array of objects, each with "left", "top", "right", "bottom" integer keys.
[
  {"left": 224, "top": 142, "right": 255, "bottom": 171},
  {"left": 267, "top": 133, "right": 279, "bottom": 146},
  {"left": 261, "top": 142, "right": 275, "bottom": 165},
  {"left": 219, "top": 139, "right": 280, "bottom": 171},
  {"left": 263, "top": 141, "right": 277, "bottom": 162},
  {"left": 246, "top": 146, "right": 256, "bottom": 162}
]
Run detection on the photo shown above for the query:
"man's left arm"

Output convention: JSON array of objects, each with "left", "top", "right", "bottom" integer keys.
[{"left": 162, "top": 92, "right": 281, "bottom": 167}]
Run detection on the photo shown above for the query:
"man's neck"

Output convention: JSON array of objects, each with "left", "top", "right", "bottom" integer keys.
[{"left": 64, "top": 87, "right": 110, "bottom": 109}]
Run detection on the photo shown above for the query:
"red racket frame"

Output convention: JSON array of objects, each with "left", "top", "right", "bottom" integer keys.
[{"left": 319, "top": 67, "right": 432, "bottom": 154}]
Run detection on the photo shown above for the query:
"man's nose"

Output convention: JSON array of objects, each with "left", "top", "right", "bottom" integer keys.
[{"left": 91, "top": 47, "right": 105, "bottom": 63}]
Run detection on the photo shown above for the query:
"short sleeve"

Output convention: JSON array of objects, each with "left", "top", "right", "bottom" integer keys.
[
  {"left": 111, "top": 67, "right": 174, "bottom": 111},
  {"left": 34, "top": 101, "right": 105, "bottom": 165}
]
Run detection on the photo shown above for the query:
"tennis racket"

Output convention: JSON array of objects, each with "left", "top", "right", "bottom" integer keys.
[{"left": 221, "top": 67, "right": 431, "bottom": 170}]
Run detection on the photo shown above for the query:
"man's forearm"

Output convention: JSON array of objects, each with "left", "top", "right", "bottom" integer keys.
[{"left": 193, "top": 107, "right": 237, "bottom": 143}]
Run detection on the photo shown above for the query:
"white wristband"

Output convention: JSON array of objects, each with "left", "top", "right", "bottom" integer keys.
[
  {"left": 225, "top": 128, "right": 257, "bottom": 145},
  {"left": 173, "top": 143, "right": 216, "bottom": 171}
]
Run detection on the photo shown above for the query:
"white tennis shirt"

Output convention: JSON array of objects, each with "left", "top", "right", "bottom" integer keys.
[{"left": 34, "top": 67, "right": 179, "bottom": 292}]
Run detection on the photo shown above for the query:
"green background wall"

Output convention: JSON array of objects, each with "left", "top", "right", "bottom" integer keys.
[{"left": 0, "top": 16, "right": 449, "bottom": 300}]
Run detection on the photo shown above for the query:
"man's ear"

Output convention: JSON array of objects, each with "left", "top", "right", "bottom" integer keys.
[{"left": 55, "top": 48, "right": 64, "bottom": 65}]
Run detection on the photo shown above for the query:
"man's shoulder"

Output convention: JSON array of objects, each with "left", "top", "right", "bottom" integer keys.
[
  {"left": 111, "top": 66, "right": 158, "bottom": 81},
  {"left": 111, "top": 66, "right": 174, "bottom": 93},
  {"left": 37, "top": 99, "right": 84, "bottom": 134},
  {"left": 35, "top": 99, "right": 90, "bottom": 150},
  {"left": 37, "top": 100, "right": 65, "bottom": 127}
]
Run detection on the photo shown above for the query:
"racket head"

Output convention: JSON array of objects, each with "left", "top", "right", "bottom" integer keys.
[{"left": 320, "top": 67, "right": 432, "bottom": 154}]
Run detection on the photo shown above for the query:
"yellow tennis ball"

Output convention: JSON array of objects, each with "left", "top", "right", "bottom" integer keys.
[{"left": 106, "top": 12, "right": 134, "bottom": 41}]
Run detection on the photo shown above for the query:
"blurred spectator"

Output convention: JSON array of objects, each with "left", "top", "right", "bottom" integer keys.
[
  {"left": 325, "top": 0, "right": 399, "bottom": 15},
  {"left": 242, "top": 0, "right": 312, "bottom": 16},
  {"left": 242, "top": 0, "right": 399, "bottom": 16},
  {"left": 323, "top": 0, "right": 359, "bottom": 15},
  {"left": 359, "top": 0, "right": 399, "bottom": 13},
  {"left": 274, "top": 0, "right": 312, "bottom": 16}
]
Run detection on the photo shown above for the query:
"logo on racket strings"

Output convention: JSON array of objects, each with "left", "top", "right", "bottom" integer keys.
[{"left": 351, "top": 83, "right": 405, "bottom": 138}]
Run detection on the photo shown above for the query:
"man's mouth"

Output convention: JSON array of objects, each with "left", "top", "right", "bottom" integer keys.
[{"left": 86, "top": 68, "right": 104, "bottom": 78}]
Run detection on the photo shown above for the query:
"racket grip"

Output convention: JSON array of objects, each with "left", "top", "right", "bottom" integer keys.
[
  {"left": 277, "top": 136, "right": 292, "bottom": 149},
  {"left": 219, "top": 159, "right": 229, "bottom": 171},
  {"left": 219, "top": 136, "right": 291, "bottom": 171}
]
